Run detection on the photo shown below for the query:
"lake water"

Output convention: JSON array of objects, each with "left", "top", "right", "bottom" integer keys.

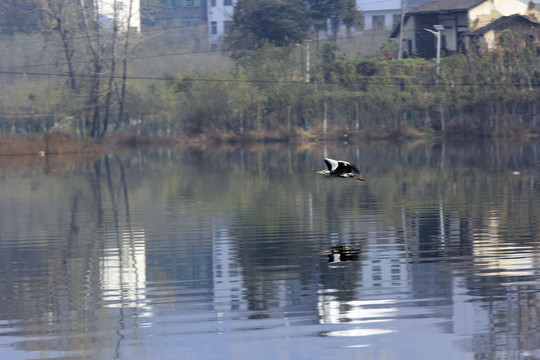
[{"left": 1, "top": 140, "right": 539, "bottom": 360}]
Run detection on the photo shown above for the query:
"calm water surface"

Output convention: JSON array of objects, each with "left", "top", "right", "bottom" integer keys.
[{"left": 1, "top": 141, "right": 540, "bottom": 360}]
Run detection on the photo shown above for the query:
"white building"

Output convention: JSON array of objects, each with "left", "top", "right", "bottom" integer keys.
[
  {"left": 96, "top": 0, "right": 141, "bottom": 33},
  {"left": 207, "top": 0, "right": 236, "bottom": 48}
]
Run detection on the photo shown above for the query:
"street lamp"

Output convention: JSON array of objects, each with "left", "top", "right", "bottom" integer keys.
[
  {"left": 296, "top": 42, "right": 310, "bottom": 83},
  {"left": 425, "top": 25, "right": 444, "bottom": 85}
]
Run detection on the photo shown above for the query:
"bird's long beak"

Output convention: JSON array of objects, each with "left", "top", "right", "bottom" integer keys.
[{"left": 316, "top": 171, "right": 324, "bottom": 174}]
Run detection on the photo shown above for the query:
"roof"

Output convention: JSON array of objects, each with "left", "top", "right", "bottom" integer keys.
[
  {"left": 408, "top": 0, "right": 485, "bottom": 14},
  {"left": 390, "top": 0, "right": 487, "bottom": 37},
  {"left": 467, "top": 14, "right": 540, "bottom": 36}
]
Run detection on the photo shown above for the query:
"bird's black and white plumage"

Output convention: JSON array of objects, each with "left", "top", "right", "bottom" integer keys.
[{"left": 316, "top": 158, "right": 365, "bottom": 181}]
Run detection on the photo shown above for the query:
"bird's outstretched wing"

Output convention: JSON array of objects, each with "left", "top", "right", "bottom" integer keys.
[
  {"left": 323, "top": 158, "right": 339, "bottom": 172},
  {"left": 338, "top": 161, "right": 359, "bottom": 174}
]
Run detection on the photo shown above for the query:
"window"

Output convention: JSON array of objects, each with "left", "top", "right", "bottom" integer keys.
[
  {"left": 224, "top": 0, "right": 232, "bottom": 5},
  {"left": 117, "top": 1, "right": 124, "bottom": 10},
  {"left": 373, "top": 15, "right": 385, "bottom": 30},
  {"left": 211, "top": 21, "right": 217, "bottom": 35},
  {"left": 185, "top": 0, "right": 194, "bottom": 6},
  {"left": 211, "top": 0, "right": 216, "bottom": 6},
  {"left": 392, "top": 14, "right": 400, "bottom": 28}
]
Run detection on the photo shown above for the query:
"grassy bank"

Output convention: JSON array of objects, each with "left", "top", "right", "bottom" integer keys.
[
  {"left": 0, "top": 123, "right": 490, "bottom": 157},
  {"left": 0, "top": 132, "right": 101, "bottom": 156},
  {"left": 2, "top": 32, "right": 540, "bottom": 141},
  {"left": 0, "top": 126, "right": 421, "bottom": 156}
]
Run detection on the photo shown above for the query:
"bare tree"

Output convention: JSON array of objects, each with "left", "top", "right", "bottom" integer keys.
[
  {"left": 116, "top": 0, "right": 139, "bottom": 131},
  {"left": 43, "top": 0, "right": 140, "bottom": 138},
  {"left": 101, "top": 0, "right": 119, "bottom": 137},
  {"left": 43, "top": 0, "right": 78, "bottom": 92}
]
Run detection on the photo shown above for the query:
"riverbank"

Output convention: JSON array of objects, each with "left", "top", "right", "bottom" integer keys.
[
  {"left": 0, "top": 132, "right": 100, "bottom": 156},
  {"left": 2, "top": 124, "right": 539, "bottom": 156},
  {"left": 0, "top": 126, "right": 420, "bottom": 156}
]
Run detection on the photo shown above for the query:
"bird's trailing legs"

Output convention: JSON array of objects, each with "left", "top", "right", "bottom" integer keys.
[{"left": 342, "top": 174, "right": 365, "bottom": 181}]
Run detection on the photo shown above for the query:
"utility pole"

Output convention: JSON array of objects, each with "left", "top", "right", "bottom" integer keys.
[{"left": 397, "top": 0, "right": 406, "bottom": 59}]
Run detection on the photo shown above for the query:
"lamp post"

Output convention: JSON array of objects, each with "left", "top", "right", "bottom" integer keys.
[
  {"left": 296, "top": 42, "right": 310, "bottom": 83},
  {"left": 425, "top": 25, "right": 443, "bottom": 85}
]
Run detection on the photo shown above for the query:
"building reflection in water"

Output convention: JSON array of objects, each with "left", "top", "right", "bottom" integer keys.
[
  {"left": 213, "top": 226, "right": 247, "bottom": 323},
  {"left": 453, "top": 210, "right": 540, "bottom": 358},
  {"left": 100, "top": 228, "right": 152, "bottom": 316},
  {"left": 472, "top": 211, "right": 538, "bottom": 277}
]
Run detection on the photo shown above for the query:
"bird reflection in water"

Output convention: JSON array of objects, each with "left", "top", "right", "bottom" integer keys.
[{"left": 321, "top": 245, "right": 362, "bottom": 263}]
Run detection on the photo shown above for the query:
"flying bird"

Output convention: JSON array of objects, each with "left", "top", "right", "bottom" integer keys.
[{"left": 316, "top": 158, "right": 365, "bottom": 181}]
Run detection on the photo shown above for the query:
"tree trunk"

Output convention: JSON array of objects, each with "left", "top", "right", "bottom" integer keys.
[
  {"left": 117, "top": 0, "right": 136, "bottom": 130},
  {"left": 101, "top": 0, "right": 119, "bottom": 138}
]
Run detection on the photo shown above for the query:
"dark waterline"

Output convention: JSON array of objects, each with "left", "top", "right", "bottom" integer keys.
[{"left": 0, "top": 140, "right": 539, "bottom": 359}]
